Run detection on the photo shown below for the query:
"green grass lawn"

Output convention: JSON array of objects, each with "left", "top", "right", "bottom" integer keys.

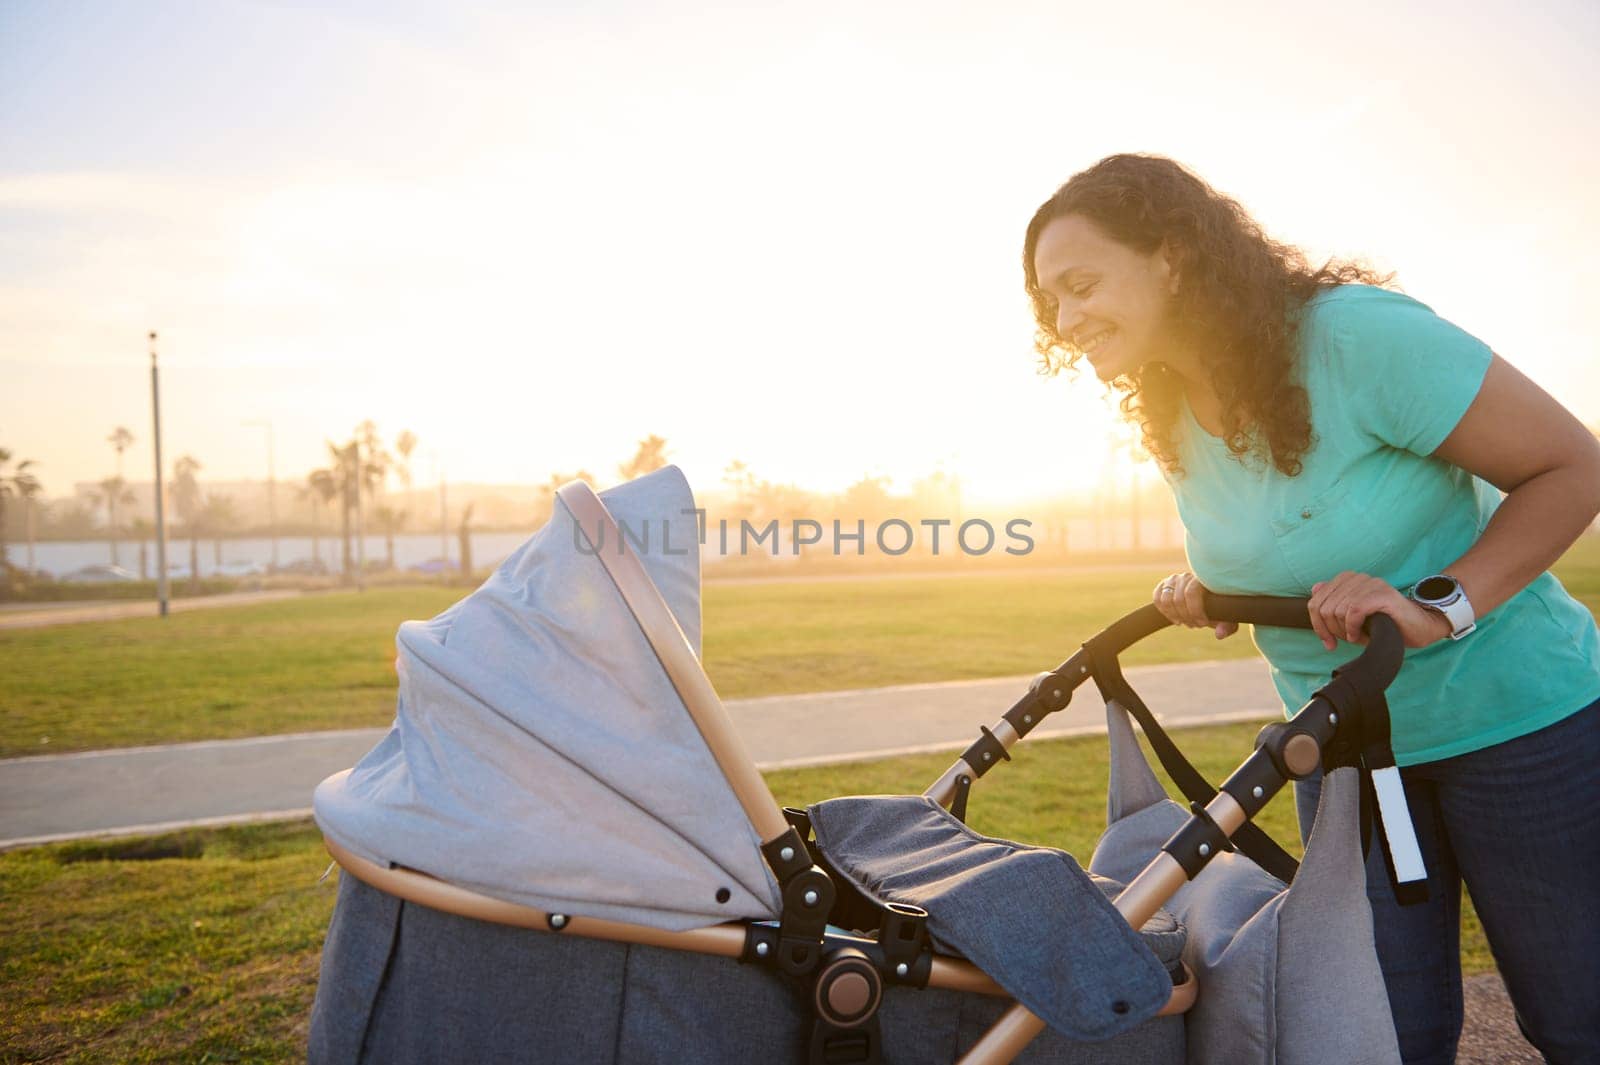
[
  {"left": 0, "top": 565, "right": 1244, "bottom": 757},
  {"left": 0, "top": 719, "right": 1497, "bottom": 1064},
  {"left": 7, "top": 537, "right": 1597, "bottom": 757}
]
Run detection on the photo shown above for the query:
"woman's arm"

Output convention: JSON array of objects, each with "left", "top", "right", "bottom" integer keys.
[{"left": 1309, "top": 354, "right": 1600, "bottom": 648}]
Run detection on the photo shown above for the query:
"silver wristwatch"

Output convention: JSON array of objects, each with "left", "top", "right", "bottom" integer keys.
[{"left": 1408, "top": 574, "right": 1476, "bottom": 640}]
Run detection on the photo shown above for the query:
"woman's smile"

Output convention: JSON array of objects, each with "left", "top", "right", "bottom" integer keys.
[{"left": 1078, "top": 326, "right": 1115, "bottom": 354}]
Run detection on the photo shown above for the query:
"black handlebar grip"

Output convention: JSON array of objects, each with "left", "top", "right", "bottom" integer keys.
[
  {"left": 1201, "top": 594, "right": 1315, "bottom": 630},
  {"left": 1199, "top": 594, "right": 1403, "bottom": 688}
]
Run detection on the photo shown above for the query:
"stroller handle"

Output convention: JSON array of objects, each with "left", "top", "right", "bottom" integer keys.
[
  {"left": 927, "top": 597, "right": 1403, "bottom": 810},
  {"left": 1089, "top": 594, "right": 1313, "bottom": 662}
]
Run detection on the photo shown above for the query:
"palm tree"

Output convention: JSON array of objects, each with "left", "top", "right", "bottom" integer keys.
[
  {"left": 108, "top": 427, "right": 134, "bottom": 472},
  {"left": 319, "top": 441, "right": 361, "bottom": 584},
  {"left": 375, "top": 505, "right": 408, "bottom": 570},
  {"left": 16, "top": 464, "right": 44, "bottom": 576},
  {"left": 95, "top": 475, "right": 135, "bottom": 565},
  {"left": 171, "top": 455, "right": 204, "bottom": 589},
  {"left": 394, "top": 430, "right": 417, "bottom": 494},
  {"left": 1, "top": 449, "right": 42, "bottom": 571},
  {"left": 389, "top": 431, "right": 418, "bottom": 569},
  {"left": 302, "top": 469, "right": 340, "bottom": 567},
  {"left": 106, "top": 427, "right": 134, "bottom": 562},
  {"left": 355, "top": 421, "right": 392, "bottom": 500},
  {"left": 202, "top": 495, "right": 239, "bottom": 567}
]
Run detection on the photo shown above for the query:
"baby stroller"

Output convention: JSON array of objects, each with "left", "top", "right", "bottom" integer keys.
[{"left": 309, "top": 467, "right": 1415, "bottom": 1064}]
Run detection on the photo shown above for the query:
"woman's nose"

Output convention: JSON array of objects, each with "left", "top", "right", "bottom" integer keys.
[{"left": 1056, "top": 308, "right": 1079, "bottom": 342}]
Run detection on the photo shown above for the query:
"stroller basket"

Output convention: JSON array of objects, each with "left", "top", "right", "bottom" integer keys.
[{"left": 309, "top": 472, "right": 1406, "bottom": 1065}]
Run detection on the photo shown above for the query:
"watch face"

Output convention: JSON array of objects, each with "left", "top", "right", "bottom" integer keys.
[{"left": 1416, "top": 575, "right": 1457, "bottom": 602}]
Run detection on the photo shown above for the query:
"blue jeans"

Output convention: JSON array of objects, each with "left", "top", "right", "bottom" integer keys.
[{"left": 1294, "top": 698, "right": 1600, "bottom": 1065}]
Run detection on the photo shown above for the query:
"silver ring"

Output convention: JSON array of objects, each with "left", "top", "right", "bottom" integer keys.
[{"left": 1161, "top": 585, "right": 1176, "bottom": 597}]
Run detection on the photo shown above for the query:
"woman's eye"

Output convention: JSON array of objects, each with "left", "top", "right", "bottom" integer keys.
[{"left": 1070, "top": 283, "right": 1095, "bottom": 299}]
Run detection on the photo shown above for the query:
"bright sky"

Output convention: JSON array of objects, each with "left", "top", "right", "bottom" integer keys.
[{"left": 4, "top": 0, "right": 1597, "bottom": 505}]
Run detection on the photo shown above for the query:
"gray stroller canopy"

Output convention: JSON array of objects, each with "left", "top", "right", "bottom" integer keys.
[{"left": 314, "top": 466, "right": 784, "bottom": 931}]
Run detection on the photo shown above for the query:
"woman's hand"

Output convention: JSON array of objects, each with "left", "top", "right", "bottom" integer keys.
[
  {"left": 1153, "top": 572, "right": 1239, "bottom": 640},
  {"left": 1308, "top": 571, "right": 1454, "bottom": 650}
]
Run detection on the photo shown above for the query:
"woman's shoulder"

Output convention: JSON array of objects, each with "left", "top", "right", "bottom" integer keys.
[
  {"left": 1298, "top": 282, "right": 1432, "bottom": 333},
  {"left": 1294, "top": 281, "right": 1495, "bottom": 453},
  {"left": 1296, "top": 282, "right": 1469, "bottom": 373}
]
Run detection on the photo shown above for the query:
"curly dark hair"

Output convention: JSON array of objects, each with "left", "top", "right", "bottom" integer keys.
[{"left": 1023, "top": 153, "right": 1395, "bottom": 477}]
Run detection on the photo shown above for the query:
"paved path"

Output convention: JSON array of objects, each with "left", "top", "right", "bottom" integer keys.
[
  {"left": 0, "top": 589, "right": 305, "bottom": 630},
  {"left": 0, "top": 658, "right": 1279, "bottom": 848}
]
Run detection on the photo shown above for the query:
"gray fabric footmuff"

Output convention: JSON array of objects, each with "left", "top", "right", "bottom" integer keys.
[
  {"left": 808, "top": 794, "right": 1180, "bottom": 1042},
  {"left": 1088, "top": 700, "right": 1401, "bottom": 1065}
]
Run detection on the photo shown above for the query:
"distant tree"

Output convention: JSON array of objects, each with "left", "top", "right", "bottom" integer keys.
[
  {"left": 127, "top": 517, "right": 154, "bottom": 579},
  {"left": 1, "top": 449, "right": 42, "bottom": 570},
  {"left": 316, "top": 441, "right": 362, "bottom": 584},
  {"left": 375, "top": 505, "right": 408, "bottom": 570},
  {"left": 721, "top": 460, "right": 755, "bottom": 522},
  {"left": 15, "top": 463, "right": 44, "bottom": 576},
  {"left": 720, "top": 460, "right": 812, "bottom": 540},
  {"left": 386, "top": 431, "right": 418, "bottom": 564},
  {"left": 108, "top": 427, "right": 133, "bottom": 477},
  {"left": 910, "top": 471, "right": 962, "bottom": 519},
  {"left": 457, "top": 502, "right": 475, "bottom": 579},
  {"left": 394, "top": 430, "right": 417, "bottom": 493},
  {"left": 171, "top": 455, "right": 204, "bottom": 589},
  {"left": 355, "top": 420, "right": 393, "bottom": 500},
  {"left": 838, "top": 475, "right": 894, "bottom": 523},
  {"left": 202, "top": 495, "right": 240, "bottom": 566},
  {"left": 618, "top": 435, "right": 669, "bottom": 481},
  {"left": 93, "top": 475, "right": 135, "bottom": 566},
  {"left": 106, "top": 427, "right": 134, "bottom": 560},
  {"left": 1109, "top": 421, "right": 1148, "bottom": 551},
  {"left": 302, "top": 470, "right": 340, "bottom": 566},
  {"left": 43, "top": 499, "right": 98, "bottom": 540},
  {"left": 350, "top": 423, "right": 395, "bottom": 589}
]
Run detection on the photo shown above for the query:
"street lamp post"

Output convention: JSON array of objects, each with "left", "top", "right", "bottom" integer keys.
[
  {"left": 244, "top": 419, "right": 277, "bottom": 572},
  {"left": 149, "top": 331, "right": 170, "bottom": 618}
]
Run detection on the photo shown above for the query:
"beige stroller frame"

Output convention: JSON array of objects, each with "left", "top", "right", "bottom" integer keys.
[{"left": 320, "top": 480, "right": 1406, "bottom": 1065}]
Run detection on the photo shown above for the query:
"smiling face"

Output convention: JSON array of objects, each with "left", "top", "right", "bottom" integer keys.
[{"left": 1030, "top": 213, "right": 1182, "bottom": 383}]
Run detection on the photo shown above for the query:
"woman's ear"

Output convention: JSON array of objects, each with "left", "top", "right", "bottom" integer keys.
[{"left": 1159, "top": 239, "right": 1182, "bottom": 295}]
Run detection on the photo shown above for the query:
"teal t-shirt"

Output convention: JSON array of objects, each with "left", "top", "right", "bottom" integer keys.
[{"left": 1164, "top": 282, "right": 1600, "bottom": 765}]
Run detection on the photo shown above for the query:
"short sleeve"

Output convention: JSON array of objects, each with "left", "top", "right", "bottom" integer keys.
[{"left": 1316, "top": 286, "right": 1494, "bottom": 456}]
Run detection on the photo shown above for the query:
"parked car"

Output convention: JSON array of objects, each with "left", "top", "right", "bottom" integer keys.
[
  {"left": 62, "top": 564, "right": 139, "bottom": 583},
  {"left": 409, "top": 558, "right": 454, "bottom": 575},
  {"left": 216, "top": 560, "right": 265, "bottom": 578}
]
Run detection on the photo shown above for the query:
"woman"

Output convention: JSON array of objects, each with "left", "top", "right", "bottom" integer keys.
[{"left": 1023, "top": 153, "right": 1600, "bottom": 1065}]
